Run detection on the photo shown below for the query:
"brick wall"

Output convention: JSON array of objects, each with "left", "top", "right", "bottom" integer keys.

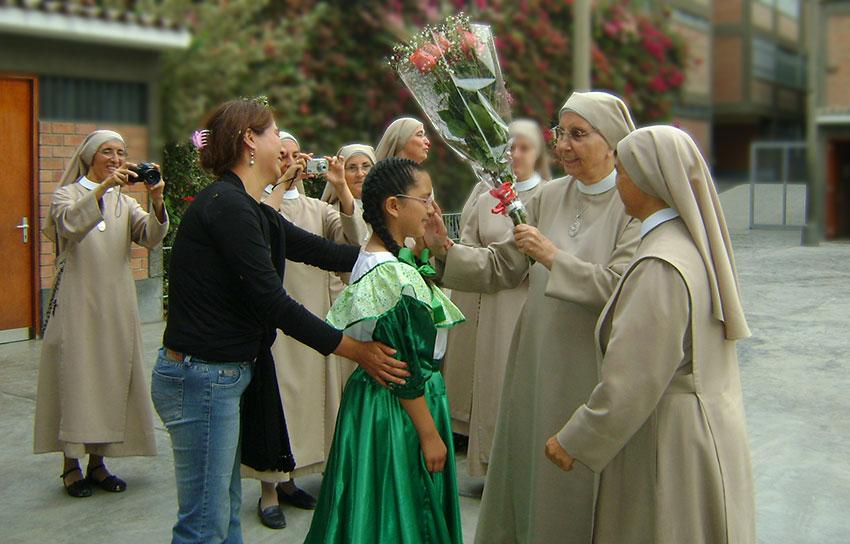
[
  {"left": 713, "top": 36, "right": 743, "bottom": 102},
  {"left": 670, "top": 21, "right": 711, "bottom": 97},
  {"left": 672, "top": 117, "right": 711, "bottom": 162},
  {"left": 38, "top": 122, "right": 153, "bottom": 290},
  {"left": 826, "top": 14, "right": 850, "bottom": 108},
  {"left": 714, "top": 0, "right": 743, "bottom": 24}
]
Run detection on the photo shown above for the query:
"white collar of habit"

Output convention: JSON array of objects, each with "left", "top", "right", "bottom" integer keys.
[
  {"left": 576, "top": 168, "right": 616, "bottom": 195},
  {"left": 78, "top": 176, "right": 112, "bottom": 192},
  {"left": 640, "top": 207, "right": 680, "bottom": 238},
  {"left": 515, "top": 173, "right": 542, "bottom": 192}
]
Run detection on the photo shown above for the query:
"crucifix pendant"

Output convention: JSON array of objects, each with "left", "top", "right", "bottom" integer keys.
[{"left": 569, "top": 218, "right": 581, "bottom": 237}]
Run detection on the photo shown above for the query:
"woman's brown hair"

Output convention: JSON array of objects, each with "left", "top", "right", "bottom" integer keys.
[{"left": 199, "top": 98, "right": 274, "bottom": 177}]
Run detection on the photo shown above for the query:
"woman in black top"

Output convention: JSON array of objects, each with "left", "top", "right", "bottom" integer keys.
[{"left": 151, "top": 98, "right": 408, "bottom": 544}]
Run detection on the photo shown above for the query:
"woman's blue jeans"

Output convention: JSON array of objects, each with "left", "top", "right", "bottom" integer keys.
[{"left": 151, "top": 347, "right": 253, "bottom": 544}]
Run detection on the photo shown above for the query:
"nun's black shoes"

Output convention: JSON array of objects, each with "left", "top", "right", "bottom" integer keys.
[
  {"left": 276, "top": 484, "right": 318, "bottom": 510},
  {"left": 85, "top": 464, "right": 127, "bottom": 493},
  {"left": 61, "top": 467, "right": 92, "bottom": 498},
  {"left": 257, "top": 498, "right": 287, "bottom": 529}
]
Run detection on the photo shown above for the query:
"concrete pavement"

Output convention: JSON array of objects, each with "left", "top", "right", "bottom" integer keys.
[{"left": 0, "top": 184, "right": 848, "bottom": 543}]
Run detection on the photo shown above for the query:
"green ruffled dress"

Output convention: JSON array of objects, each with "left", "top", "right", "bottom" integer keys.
[{"left": 304, "top": 249, "right": 466, "bottom": 544}]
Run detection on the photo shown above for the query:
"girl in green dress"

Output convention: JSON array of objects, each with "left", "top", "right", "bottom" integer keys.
[{"left": 305, "top": 157, "right": 465, "bottom": 543}]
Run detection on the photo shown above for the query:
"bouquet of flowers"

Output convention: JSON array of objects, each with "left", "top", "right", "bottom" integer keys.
[{"left": 390, "top": 13, "right": 528, "bottom": 227}]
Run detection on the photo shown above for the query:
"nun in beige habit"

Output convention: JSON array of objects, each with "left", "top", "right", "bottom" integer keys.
[
  {"left": 243, "top": 131, "right": 366, "bottom": 528},
  {"left": 424, "top": 91, "right": 641, "bottom": 543},
  {"left": 374, "top": 117, "right": 430, "bottom": 163},
  {"left": 442, "top": 119, "right": 550, "bottom": 477},
  {"left": 549, "top": 125, "right": 755, "bottom": 544},
  {"left": 34, "top": 130, "right": 168, "bottom": 497},
  {"left": 321, "top": 144, "right": 375, "bottom": 301}
]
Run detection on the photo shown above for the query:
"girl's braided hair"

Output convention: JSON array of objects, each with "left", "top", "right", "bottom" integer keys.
[{"left": 361, "top": 157, "right": 426, "bottom": 256}]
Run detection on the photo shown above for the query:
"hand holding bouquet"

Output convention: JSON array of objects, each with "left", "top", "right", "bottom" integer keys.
[{"left": 391, "top": 14, "right": 529, "bottom": 227}]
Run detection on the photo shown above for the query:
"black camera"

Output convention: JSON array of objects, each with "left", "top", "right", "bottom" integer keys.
[{"left": 128, "top": 162, "right": 162, "bottom": 185}]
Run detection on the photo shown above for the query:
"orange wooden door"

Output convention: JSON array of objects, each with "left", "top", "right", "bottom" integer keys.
[{"left": 0, "top": 76, "right": 38, "bottom": 342}]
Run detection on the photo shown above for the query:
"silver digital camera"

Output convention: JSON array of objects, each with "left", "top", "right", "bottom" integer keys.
[{"left": 305, "top": 158, "right": 329, "bottom": 174}]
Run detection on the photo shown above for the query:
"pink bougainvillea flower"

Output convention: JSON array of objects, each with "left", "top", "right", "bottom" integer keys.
[
  {"left": 602, "top": 20, "right": 621, "bottom": 38},
  {"left": 667, "top": 69, "right": 684, "bottom": 87},
  {"left": 649, "top": 74, "right": 669, "bottom": 92}
]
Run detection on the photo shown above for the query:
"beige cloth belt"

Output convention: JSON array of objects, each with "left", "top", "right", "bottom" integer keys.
[{"left": 665, "top": 373, "right": 696, "bottom": 395}]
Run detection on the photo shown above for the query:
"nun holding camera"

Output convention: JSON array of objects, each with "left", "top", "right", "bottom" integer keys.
[{"left": 34, "top": 129, "right": 168, "bottom": 498}]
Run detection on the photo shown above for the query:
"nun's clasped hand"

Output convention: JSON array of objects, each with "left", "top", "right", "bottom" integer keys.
[
  {"left": 514, "top": 224, "right": 557, "bottom": 268},
  {"left": 545, "top": 435, "right": 575, "bottom": 472}
]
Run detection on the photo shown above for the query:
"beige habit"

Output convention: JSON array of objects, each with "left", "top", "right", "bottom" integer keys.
[
  {"left": 557, "top": 126, "right": 755, "bottom": 543},
  {"left": 442, "top": 122, "right": 548, "bottom": 477},
  {"left": 374, "top": 117, "right": 422, "bottom": 161},
  {"left": 242, "top": 189, "right": 364, "bottom": 481},
  {"left": 34, "top": 130, "right": 168, "bottom": 458},
  {"left": 321, "top": 144, "right": 374, "bottom": 302},
  {"left": 436, "top": 92, "right": 641, "bottom": 543}
]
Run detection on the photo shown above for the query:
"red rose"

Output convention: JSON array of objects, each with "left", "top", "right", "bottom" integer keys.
[
  {"left": 435, "top": 33, "right": 452, "bottom": 53},
  {"left": 421, "top": 42, "right": 443, "bottom": 61},
  {"left": 410, "top": 48, "right": 437, "bottom": 73},
  {"left": 458, "top": 29, "right": 483, "bottom": 57}
]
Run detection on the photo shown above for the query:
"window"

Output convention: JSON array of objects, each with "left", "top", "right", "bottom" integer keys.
[
  {"left": 39, "top": 76, "right": 147, "bottom": 124},
  {"left": 777, "top": 0, "right": 800, "bottom": 18},
  {"left": 752, "top": 38, "right": 776, "bottom": 81},
  {"left": 776, "top": 48, "right": 806, "bottom": 89}
]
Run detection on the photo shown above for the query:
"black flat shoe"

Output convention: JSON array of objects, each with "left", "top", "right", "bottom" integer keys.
[
  {"left": 453, "top": 432, "right": 469, "bottom": 453},
  {"left": 61, "top": 467, "right": 92, "bottom": 498},
  {"left": 277, "top": 485, "right": 317, "bottom": 510},
  {"left": 85, "top": 464, "right": 126, "bottom": 493},
  {"left": 257, "top": 498, "right": 286, "bottom": 529}
]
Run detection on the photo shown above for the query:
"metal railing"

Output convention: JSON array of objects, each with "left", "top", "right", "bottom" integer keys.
[
  {"left": 443, "top": 213, "right": 462, "bottom": 241},
  {"left": 749, "top": 141, "right": 807, "bottom": 229}
]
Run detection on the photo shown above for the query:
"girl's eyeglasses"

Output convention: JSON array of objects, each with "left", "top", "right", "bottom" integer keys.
[{"left": 395, "top": 194, "right": 434, "bottom": 208}]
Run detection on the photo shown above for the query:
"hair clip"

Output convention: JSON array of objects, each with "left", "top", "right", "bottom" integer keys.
[{"left": 192, "top": 129, "right": 210, "bottom": 150}]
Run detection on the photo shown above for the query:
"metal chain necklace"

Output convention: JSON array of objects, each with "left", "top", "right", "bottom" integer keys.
[{"left": 569, "top": 192, "right": 590, "bottom": 237}]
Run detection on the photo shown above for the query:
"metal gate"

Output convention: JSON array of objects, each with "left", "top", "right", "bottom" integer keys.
[{"left": 748, "top": 141, "right": 807, "bottom": 229}]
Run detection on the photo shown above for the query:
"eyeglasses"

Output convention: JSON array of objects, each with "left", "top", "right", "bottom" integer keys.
[
  {"left": 549, "top": 126, "right": 598, "bottom": 145},
  {"left": 100, "top": 149, "right": 127, "bottom": 158},
  {"left": 345, "top": 164, "right": 372, "bottom": 174},
  {"left": 395, "top": 194, "right": 434, "bottom": 208}
]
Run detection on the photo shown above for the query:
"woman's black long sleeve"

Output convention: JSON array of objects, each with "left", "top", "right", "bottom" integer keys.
[{"left": 163, "top": 172, "right": 360, "bottom": 362}]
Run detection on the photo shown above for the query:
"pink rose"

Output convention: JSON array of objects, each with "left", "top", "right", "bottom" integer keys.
[
  {"left": 435, "top": 33, "right": 452, "bottom": 53},
  {"left": 458, "top": 29, "right": 484, "bottom": 57},
  {"left": 410, "top": 48, "right": 437, "bottom": 74},
  {"left": 421, "top": 42, "right": 443, "bottom": 61}
]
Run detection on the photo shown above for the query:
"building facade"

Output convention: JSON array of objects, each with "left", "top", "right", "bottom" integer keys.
[
  {"left": 710, "top": 0, "right": 807, "bottom": 178},
  {"left": 0, "top": 1, "right": 188, "bottom": 342},
  {"left": 809, "top": 0, "right": 850, "bottom": 240}
]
